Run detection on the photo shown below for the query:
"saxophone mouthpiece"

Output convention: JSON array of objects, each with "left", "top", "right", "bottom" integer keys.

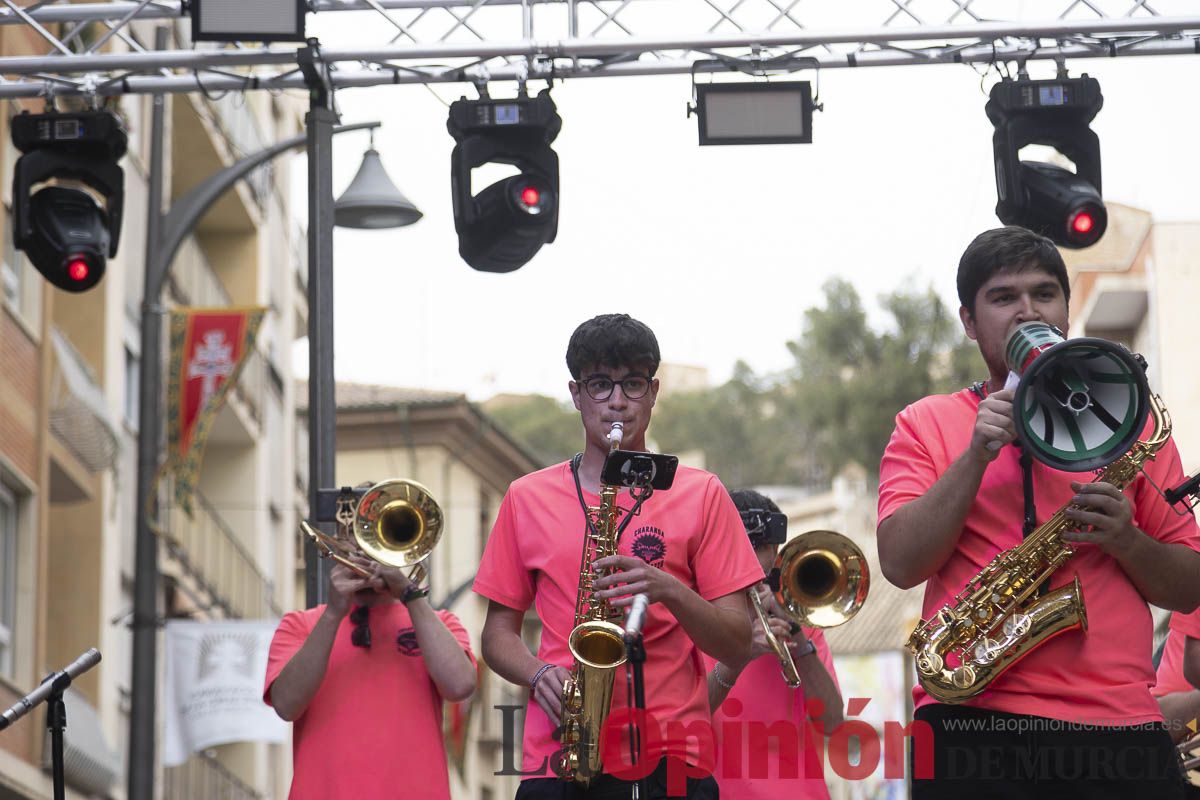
[{"left": 608, "top": 422, "right": 624, "bottom": 446}]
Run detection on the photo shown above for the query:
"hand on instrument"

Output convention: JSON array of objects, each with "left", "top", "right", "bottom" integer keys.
[
  {"left": 369, "top": 563, "right": 416, "bottom": 601},
  {"left": 970, "top": 388, "right": 1016, "bottom": 462},
  {"left": 531, "top": 664, "right": 572, "bottom": 727},
  {"left": 327, "top": 558, "right": 376, "bottom": 617},
  {"left": 1061, "top": 480, "right": 1140, "bottom": 559},
  {"left": 591, "top": 555, "right": 681, "bottom": 607}
]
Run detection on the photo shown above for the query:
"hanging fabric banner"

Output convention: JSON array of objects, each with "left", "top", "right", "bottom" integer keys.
[
  {"left": 162, "top": 619, "right": 287, "bottom": 767},
  {"left": 166, "top": 306, "right": 265, "bottom": 515}
]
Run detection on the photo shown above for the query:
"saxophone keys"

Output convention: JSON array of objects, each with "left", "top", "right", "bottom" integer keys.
[
  {"left": 974, "top": 637, "right": 1003, "bottom": 664},
  {"left": 915, "top": 652, "right": 944, "bottom": 676},
  {"left": 951, "top": 665, "right": 977, "bottom": 690},
  {"left": 1003, "top": 613, "right": 1032, "bottom": 638}
]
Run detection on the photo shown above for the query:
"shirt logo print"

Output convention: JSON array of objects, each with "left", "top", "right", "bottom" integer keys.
[
  {"left": 396, "top": 627, "right": 421, "bottom": 656},
  {"left": 631, "top": 526, "right": 666, "bottom": 569}
]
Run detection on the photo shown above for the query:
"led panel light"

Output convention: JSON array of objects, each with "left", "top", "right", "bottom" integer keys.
[
  {"left": 192, "top": 0, "right": 306, "bottom": 43},
  {"left": 695, "top": 82, "right": 813, "bottom": 145}
]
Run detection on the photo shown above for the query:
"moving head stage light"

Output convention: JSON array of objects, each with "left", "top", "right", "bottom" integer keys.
[
  {"left": 11, "top": 110, "right": 127, "bottom": 292},
  {"left": 986, "top": 74, "right": 1106, "bottom": 249},
  {"left": 448, "top": 89, "right": 561, "bottom": 273}
]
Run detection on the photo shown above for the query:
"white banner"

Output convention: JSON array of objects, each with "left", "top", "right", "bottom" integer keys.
[{"left": 162, "top": 619, "right": 287, "bottom": 767}]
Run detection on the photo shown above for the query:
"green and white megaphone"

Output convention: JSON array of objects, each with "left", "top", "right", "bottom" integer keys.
[{"left": 1005, "top": 321, "right": 1150, "bottom": 472}]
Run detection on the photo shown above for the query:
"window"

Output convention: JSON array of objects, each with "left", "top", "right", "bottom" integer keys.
[
  {"left": 3, "top": 205, "right": 42, "bottom": 334},
  {"left": 0, "top": 484, "right": 16, "bottom": 677}
]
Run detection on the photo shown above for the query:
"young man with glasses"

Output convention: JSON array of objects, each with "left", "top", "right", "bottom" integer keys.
[
  {"left": 704, "top": 489, "right": 843, "bottom": 799},
  {"left": 263, "top": 552, "right": 477, "bottom": 799},
  {"left": 475, "top": 313, "right": 764, "bottom": 798}
]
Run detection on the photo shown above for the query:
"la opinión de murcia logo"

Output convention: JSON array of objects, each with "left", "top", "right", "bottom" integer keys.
[{"left": 492, "top": 697, "right": 934, "bottom": 794}]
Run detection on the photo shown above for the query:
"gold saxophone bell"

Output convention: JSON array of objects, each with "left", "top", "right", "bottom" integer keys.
[
  {"left": 300, "top": 478, "right": 442, "bottom": 584},
  {"left": 747, "top": 530, "right": 867, "bottom": 688}
]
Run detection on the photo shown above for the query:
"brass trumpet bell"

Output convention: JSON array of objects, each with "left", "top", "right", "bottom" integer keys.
[
  {"left": 774, "top": 530, "right": 869, "bottom": 629},
  {"left": 353, "top": 479, "right": 442, "bottom": 569}
]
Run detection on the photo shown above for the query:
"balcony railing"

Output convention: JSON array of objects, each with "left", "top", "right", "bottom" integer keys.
[
  {"left": 163, "top": 750, "right": 264, "bottom": 800},
  {"left": 170, "top": 236, "right": 232, "bottom": 308},
  {"left": 164, "top": 485, "right": 281, "bottom": 619}
]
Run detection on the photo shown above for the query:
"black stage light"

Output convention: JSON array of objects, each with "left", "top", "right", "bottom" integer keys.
[
  {"left": 447, "top": 89, "right": 561, "bottom": 273},
  {"left": 10, "top": 110, "right": 127, "bottom": 292},
  {"left": 986, "top": 74, "right": 1106, "bottom": 249}
]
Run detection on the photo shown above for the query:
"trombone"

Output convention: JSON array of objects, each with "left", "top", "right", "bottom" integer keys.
[
  {"left": 754, "top": 530, "right": 870, "bottom": 686},
  {"left": 300, "top": 478, "right": 442, "bottom": 587}
]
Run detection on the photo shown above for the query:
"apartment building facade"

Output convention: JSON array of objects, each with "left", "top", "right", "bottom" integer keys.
[{"left": 0, "top": 18, "right": 307, "bottom": 800}]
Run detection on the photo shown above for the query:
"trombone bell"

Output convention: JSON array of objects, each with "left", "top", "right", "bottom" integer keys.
[
  {"left": 354, "top": 479, "right": 442, "bottom": 569},
  {"left": 774, "top": 530, "right": 869, "bottom": 629}
]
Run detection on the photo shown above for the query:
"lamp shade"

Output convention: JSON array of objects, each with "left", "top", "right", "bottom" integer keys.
[{"left": 334, "top": 149, "right": 422, "bottom": 229}]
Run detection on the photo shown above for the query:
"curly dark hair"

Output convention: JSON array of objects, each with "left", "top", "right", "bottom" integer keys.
[
  {"left": 957, "top": 226, "right": 1069, "bottom": 316},
  {"left": 565, "top": 314, "right": 661, "bottom": 379}
]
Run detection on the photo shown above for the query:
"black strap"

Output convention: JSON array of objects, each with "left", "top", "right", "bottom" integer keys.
[
  {"left": 570, "top": 453, "right": 598, "bottom": 540},
  {"left": 1020, "top": 446, "right": 1037, "bottom": 537}
]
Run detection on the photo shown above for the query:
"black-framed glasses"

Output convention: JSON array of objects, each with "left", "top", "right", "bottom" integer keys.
[
  {"left": 350, "top": 605, "right": 371, "bottom": 648},
  {"left": 581, "top": 375, "right": 651, "bottom": 401}
]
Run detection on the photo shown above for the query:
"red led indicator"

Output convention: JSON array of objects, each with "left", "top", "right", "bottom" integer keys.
[
  {"left": 1071, "top": 212, "right": 1094, "bottom": 235},
  {"left": 67, "top": 258, "right": 90, "bottom": 282},
  {"left": 520, "top": 186, "right": 541, "bottom": 207}
]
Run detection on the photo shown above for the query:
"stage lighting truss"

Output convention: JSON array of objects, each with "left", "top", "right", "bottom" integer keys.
[{"left": 0, "top": 3, "right": 1196, "bottom": 98}]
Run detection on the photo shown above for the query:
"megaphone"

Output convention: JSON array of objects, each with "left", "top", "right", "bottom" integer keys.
[{"left": 1006, "top": 321, "right": 1149, "bottom": 472}]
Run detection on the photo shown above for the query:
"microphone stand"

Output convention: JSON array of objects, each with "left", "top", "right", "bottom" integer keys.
[
  {"left": 624, "top": 604, "right": 648, "bottom": 800},
  {"left": 0, "top": 648, "right": 102, "bottom": 800}
]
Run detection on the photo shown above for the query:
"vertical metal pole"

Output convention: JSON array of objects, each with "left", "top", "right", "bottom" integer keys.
[
  {"left": 128, "top": 28, "right": 168, "bottom": 800},
  {"left": 305, "top": 98, "right": 337, "bottom": 609}
]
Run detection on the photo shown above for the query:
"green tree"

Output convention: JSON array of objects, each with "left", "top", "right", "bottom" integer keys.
[
  {"left": 653, "top": 361, "right": 794, "bottom": 488},
  {"left": 781, "top": 278, "right": 983, "bottom": 481},
  {"left": 483, "top": 394, "right": 580, "bottom": 466}
]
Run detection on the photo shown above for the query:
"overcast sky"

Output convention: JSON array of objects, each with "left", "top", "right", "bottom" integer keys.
[{"left": 292, "top": 8, "right": 1200, "bottom": 401}]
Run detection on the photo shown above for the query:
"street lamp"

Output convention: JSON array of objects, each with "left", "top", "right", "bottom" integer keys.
[
  {"left": 127, "top": 72, "right": 386, "bottom": 800},
  {"left": 334, "top": 131, "right": 422, "bottom": 229}
]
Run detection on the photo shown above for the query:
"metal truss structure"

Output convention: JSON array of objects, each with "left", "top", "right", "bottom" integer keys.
[{"left": 0, "top": 0, "right": 1197, "bottom": 99}]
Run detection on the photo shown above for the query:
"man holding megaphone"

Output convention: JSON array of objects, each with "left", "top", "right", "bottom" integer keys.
[{"left": 877, "top": 226, "right": 1200, "bottom": 800}]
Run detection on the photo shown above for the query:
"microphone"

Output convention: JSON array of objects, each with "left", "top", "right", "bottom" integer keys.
[
  {"left": 0, "top": 648, "right": 101, "bottom": 731},
  {"left": 625, "top": 594, "right": 649, "bottom": 641}
]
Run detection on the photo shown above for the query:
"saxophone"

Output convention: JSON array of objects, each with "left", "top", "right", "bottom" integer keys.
[
  {"left": 906, "top": 393, "right": 1172, "bottom": 704},
  {"left": 558, "top": 422, "right": 629, "bottom": 785}
]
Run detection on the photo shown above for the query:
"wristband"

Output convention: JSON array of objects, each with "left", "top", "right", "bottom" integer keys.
[
  {"left": 795, "top": 640, "right": 817, "bottom": 658},
  {"left": 713, "top": 663, "right": 737, "bottom": 690},
  {"left": 400, "top": 585, "right": 429, "bottom": 605},
  {"left": 530, "top": 663, "right": 554, "bottom": 691}
]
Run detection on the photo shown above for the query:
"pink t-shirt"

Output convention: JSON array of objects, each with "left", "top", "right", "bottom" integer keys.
[
  {"left": 473, "top": 461, "right": 764, "bottom": 778},
  {"left": 263, "top": 602, "right": 476, "bottom": 800},
  {"left": 704, "top": 628, "right": 838, "bottom": 800},
  {"left": 879, "top": 388, "right": 1200, "bottom": 725}
]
